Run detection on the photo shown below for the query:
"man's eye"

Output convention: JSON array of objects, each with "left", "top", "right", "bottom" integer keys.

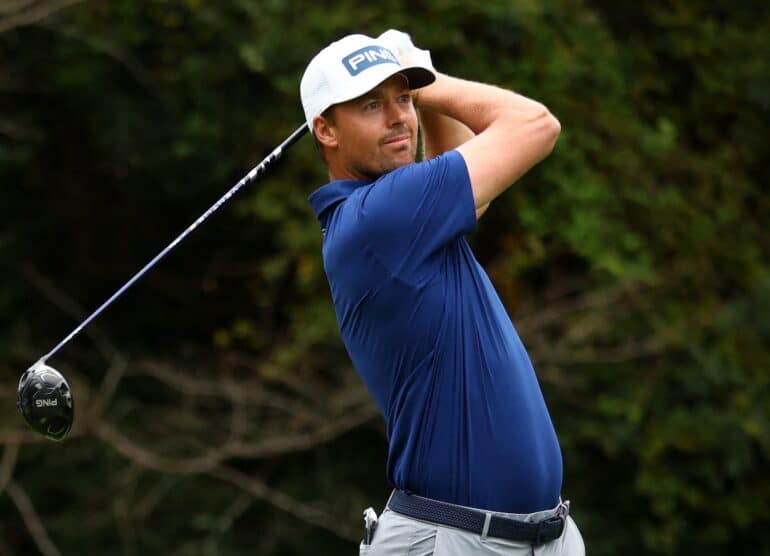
[
  {"left": 398, "top": 94, "right": 412, "bottom": 104},
  {"left": 364, "top": 101, "right": 380, "bottom": 111}
]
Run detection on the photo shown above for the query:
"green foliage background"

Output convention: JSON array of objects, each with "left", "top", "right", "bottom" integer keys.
[{"left": 1, "top": 1, "right": 768, "bottom": 554}]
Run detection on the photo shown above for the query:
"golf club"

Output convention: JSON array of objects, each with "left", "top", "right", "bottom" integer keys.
[{"left": 17, "top": 122, "right": 309, "bottom": 440}]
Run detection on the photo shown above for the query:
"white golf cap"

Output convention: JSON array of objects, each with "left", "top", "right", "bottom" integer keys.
[{"left": 300, "top": 33, "right": 436, "bottom": 134}]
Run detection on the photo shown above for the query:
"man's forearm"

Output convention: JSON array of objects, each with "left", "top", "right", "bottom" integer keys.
[
  {"left": 415, "top": 73, "right": 550, "bottom": 135},
  {"left": 419, "top": 109, "right": 474, "bottom": 160}
]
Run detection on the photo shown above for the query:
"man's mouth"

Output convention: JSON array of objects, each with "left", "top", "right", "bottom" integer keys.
[{"left": 383, "top": 134, "right": 411, "bottom": 146}]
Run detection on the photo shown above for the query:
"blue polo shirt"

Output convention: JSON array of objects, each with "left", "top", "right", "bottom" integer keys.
[{"left": 308, "top": 150, "right": 562, "bottom": 513}]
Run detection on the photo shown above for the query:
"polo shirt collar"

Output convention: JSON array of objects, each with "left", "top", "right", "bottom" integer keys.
[{"left": 308, "top": 179, "right": 370, "bottom": 219}]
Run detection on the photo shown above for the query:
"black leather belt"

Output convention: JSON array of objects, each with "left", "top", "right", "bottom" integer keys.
[{"left": 388, "top": 491, "right": 567, "bottom": 546}]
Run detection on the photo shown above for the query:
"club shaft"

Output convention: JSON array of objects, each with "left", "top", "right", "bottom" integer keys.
[{"left": 40, "top": 123, "right": 309, "bottom": 364}]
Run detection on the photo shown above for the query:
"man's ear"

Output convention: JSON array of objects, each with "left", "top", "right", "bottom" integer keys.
[{"left": 313, "top": 114, "right": 338, "bottom": 149}]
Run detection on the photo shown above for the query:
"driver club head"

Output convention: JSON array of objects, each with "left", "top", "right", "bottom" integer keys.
[{"left": 17, "top": 362, "right": 74, "bottom": 441}]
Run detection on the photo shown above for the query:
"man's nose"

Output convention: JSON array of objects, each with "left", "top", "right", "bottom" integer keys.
[{"left": 385, "top": 100, "right": 408, "bottom": 126}]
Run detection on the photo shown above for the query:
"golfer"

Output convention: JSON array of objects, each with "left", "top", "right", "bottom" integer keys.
[{"left": 301, "top": 30, "right": 584, "bottom": 555}]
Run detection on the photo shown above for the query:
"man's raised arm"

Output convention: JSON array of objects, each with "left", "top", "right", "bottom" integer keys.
[
  {"left": 417, "top": 108, "right": 493, "bottom": 219},
  {"left": 416, "top": 73, "right": 561, "bottom": 209}
]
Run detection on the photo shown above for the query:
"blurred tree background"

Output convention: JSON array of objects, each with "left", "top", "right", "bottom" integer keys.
[{"left": 1, "top": 0, "right": 768, "bottom": 554}]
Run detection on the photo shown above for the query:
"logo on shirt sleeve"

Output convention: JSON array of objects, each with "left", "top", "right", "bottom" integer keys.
[{"left": 342, "top": 46, "right": 398, "bottom": 76}]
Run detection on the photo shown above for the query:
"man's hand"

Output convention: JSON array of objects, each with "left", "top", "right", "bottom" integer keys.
[{"left": 378, "top": 29, "right": 435, "bottom": 94}]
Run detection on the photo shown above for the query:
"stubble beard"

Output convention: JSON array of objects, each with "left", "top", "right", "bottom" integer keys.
[{"left": 355, "top": 141, "right": 418, "bottom": 181}]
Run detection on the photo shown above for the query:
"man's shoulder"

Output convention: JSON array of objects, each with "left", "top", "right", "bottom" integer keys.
[
  {"left": 379, "top": 149, "right": 466, "bottom": 185},
  {"left": 357, "top": 150, "right": 467, "bottom": 212}
]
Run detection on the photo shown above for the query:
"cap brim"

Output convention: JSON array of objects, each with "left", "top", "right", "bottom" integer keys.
[
  {"left": 398, "top": 66, "right": 436, "bottom": 89},
  {"left": 322, "top": 64, "right": 436, "bottom": 113}
]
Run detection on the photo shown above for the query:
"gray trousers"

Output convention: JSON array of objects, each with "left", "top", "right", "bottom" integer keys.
[{"left": 359, "top": 497, "right": 585, "bottom": 556}]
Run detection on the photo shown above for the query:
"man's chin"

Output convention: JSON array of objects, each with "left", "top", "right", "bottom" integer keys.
[
  {"left": 357, "top": 154, "right": 416, "bottom": 181},
  {"left": 379, "top": 160, "right": 412, "bottom": 176},
  {"left": 389, "top": 151, "right": 417, "bottom": 169}
]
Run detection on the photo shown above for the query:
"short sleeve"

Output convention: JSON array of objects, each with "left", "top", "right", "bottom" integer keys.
[{"left": 356, "top": 150, "right": 476, "bottom": 278}]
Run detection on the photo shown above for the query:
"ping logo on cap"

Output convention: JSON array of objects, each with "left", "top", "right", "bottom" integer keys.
[{"left": 342, "top": 46, "right": 398, "bottom": 76}]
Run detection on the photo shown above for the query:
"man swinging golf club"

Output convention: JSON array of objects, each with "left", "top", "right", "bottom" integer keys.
[{"left": 302, "top": 30, "right": 584, "bottom": 555}]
